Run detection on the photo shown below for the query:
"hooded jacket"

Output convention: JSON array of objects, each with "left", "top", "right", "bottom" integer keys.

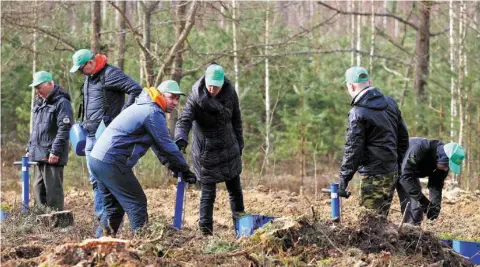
[
  {"left": 27, "top": 84, "right": 74, "bottom": 166},
  {"left": 174, "top": 76, "right": 244, "bottom": 183},
  {"left": 339, "top": 87, "right": 409, "bottom": 185}
]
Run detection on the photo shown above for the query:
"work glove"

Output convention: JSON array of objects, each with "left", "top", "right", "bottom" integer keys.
[
  {"left": 175, "top": 140, "right": 187, "bottom": 154},
  {"left": 183, "top": 170, "right": 197, "bottom": 184},
  {"left": 418, "top": 195, "right": 431, "bottom": 214},
  {"left": 338, "top": 178, "right": 350, "bottom": 198},
  {"left": 426, "top": 206, "right": 440, "bottom": 221}
]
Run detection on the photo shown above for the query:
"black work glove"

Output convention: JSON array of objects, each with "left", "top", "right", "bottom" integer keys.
[
  {"left": 418, "top": 195, "right": 431, "bottom": 214},
  {"left": 426, "top": 206, "right": 440, "bottom": 221},
  {"left": 175, "top": 140, "right": 187, "bottom": 154},
  {"left": 183, "top": 170, "right": 197, "bottom": 184},
  {"left": 338, "top": 178, "right": 350, "bottom": 198}
]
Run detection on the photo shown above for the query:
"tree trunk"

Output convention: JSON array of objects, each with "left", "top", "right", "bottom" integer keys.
[
  {"left": 232, "top": 0, "right": 240, "bottom": 95},
  {"left": 350, "top": 0, "right": 355, "bottom": 66},
  {"left": 116, "top": 0, "right": 126, "bottom": 71},
  {"left": 91, "top": 1, "right": 102, "bottom": 53},
  {"left": 356, "top": 1, "right": 361, "bottom": 66},
  {"left": 153, "top": 2, "right": 198, "bottom": 86},
  {"left": 383, "top": 0, "right": 388, "bottom": 29},
  {"left": 167, "top": 1, "right": 188, "bottom": 137},
  {"left": 264, "top": 6, "right": 271, "bottom": 175},
  {"left": 449, "top": 0, "right": 457, "bottom": 141},
  {"left": 413, "top": 0, "right": 432, "bottom": 135},
  {"left": 30, "top": 0, "right": 38, "bottom": 134},
  {"left": 369, "top": 0, "right": 375, "bottom": 73},
  {"left": 102, "top": 0, "right": 108, "bottom": 24},
  {"left": 458, "top": 0, "right": 466, "bottom": 146},
  {"left": 141, "top": 1, "right": 158, "bottom": 87}
]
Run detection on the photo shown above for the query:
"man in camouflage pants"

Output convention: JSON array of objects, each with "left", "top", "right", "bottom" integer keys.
[{"left": 337, "top": 66, "right": 409, "bottom": 216}]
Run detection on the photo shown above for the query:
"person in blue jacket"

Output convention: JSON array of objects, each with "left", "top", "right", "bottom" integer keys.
[
  {"left": 89, "top": 80, "right": 196, "bottom": 236},
  {"left": 70, "top": 49, "right": 142, "bottom": 229},
  {"left": 26, "top": 71, "right": 73, "bottom": 211}
]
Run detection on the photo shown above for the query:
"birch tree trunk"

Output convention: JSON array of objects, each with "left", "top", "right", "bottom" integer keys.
[
  {"left": 369, "top": 0, "right": 375, "bottom": 73},
  {"left": 116, "top": 0, "right": 126, "bottom": 71},
  {"left": 232, "top": 0, "right": 240, "bottom": 95},
  {"left": 458, "top": 1, "right": 466, "bottom": 146},
  {"left": 356, "top": 1, "right": 361, "bottom": 66},
  {"left": 264, "top": 7, "right": 271, "bottom": 174},
  {"left": 102, "top": 0, "right": 108, "bottom": 24},
  {"left": 137, "top": 2, "right": 143, "bottom": 84},
  {"left": 350, "top": 0, "right": 355, "bottom": 66},
  {"left": 30, "top": 0, "right": 38, "bottom": 134},
  {"left": 383, "top": 0, "right": 388, "bottom": 29},
  {"left": 91, "top": 1, "right": 102, "bottom": 53},
  {"left": 449, "top": 0, "right": 457, "bottom": 141}
]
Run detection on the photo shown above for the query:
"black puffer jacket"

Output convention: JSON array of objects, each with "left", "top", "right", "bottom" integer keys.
[
  {"left": 175, "top": 76, "right": 244, "bottom": 183},
  {"left": 27, "top": 85, "right": 74, "bottom": 166},
  {"left": 82, "top": 64, "right": 142, "bottom": 136},
  {"left": 399, "top": 137, "right": 447, "bottom": 209},
  {"left": 339, "top": 87, "right": 409, "bottom": 186}
]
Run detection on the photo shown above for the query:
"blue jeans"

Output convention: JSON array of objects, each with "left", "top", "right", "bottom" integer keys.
[
  {"left": 85, "top": 136, "right": 103, "bottom": 218},
  {"left": 88, "top": 156, "right": 148, "bottom": 236}
]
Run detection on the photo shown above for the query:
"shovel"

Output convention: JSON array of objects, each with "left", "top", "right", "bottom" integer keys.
[{"left": 173, "top": 172, "right": 187, "bottom": 230}]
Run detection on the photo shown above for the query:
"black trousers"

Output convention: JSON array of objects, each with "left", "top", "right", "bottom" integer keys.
[
  {"left": 33, "top": 164, "right": 64, "bottom": 211},
  {"left": 396, "top": 179, "right": 424, "bottom": 225},
  {"left": 199, "top": 176, "right": 245, "bottom": 234}
]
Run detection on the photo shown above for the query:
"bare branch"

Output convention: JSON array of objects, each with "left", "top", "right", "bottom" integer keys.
[
  {"left": 262, "top": 49, "right": 412, "bottom": 66},
  {"left": 317, "top": 1, "right": 419, "bottom": 32},
  {"left": 2, "top": 18, "right": 77, "bottom": 51},
  {"left": 109, "top": 1, "right": 159, "bottom": 62},
  {"left": 154, "top": 1, "right": 199, "bottom": 85},
  {"left": 375, "top": 27, "right": 413, "bottom": 57}
]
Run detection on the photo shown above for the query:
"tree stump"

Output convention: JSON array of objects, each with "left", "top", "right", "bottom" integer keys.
[{"left": 36, "top": 210, "right": 74, "bottom": 228}]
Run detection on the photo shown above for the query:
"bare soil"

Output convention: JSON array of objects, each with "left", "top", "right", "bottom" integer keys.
[{"left": 1, "top": 183, "right": 479, "bottom": 266}]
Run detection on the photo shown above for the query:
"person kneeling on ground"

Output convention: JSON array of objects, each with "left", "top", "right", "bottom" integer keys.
[
  {"left": 89, "top": 80, "right": 196, "bottom": 237},
  {"left": 397, "top": 137, "right": 465, "bottom": 225}
]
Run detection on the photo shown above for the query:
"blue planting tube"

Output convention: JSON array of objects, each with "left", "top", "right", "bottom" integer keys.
[
  {"left": 173, "top": 172, "right": 186, "bottom": 230},
  {"left": 13, "top": 158, "right": 38, "bottom": 214},
  {"left": 331, "top": 183, "right": 340, "bottom": 221},
  {"left": 21, "top": 156, "right": 30, "bottom": 213}
]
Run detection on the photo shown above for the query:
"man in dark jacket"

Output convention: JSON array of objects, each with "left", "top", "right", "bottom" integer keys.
[
  {"left": 70, "top": 49, "right": 142, "bottom": 225},
  {"left": 398, "top": 138, "right": 465, "bottom": 225},
  {"left": 27, "top": 71, "right": 74, "bottom": 211},
  {"left": 338, "top": 66, "right": 409, "bottom": 216},
  {"left": 89, "top": 81, "right": 196, "bottom": 237},
  {"left": 175, "top": 64, "right": 245, "bottom": 235}
]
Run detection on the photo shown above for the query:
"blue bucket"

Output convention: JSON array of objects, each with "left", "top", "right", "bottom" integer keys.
[
  {"left": 452, "top": 240, "right": 480, "bottom": 264},
  {"left": 236, "top": 215, "right": 275, "bottom": 237},
  {"left": 69, "top": 123, "right": 86, "bottom": 156}
]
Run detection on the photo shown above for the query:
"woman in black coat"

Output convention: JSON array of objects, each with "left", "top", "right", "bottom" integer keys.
[{"left": 175, "top": 64, "right": 245, "bottom": 235}]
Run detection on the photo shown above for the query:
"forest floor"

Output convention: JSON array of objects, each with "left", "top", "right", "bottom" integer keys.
[{"left": 1, "top": 180, "right": 480, "bottom": 266}]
